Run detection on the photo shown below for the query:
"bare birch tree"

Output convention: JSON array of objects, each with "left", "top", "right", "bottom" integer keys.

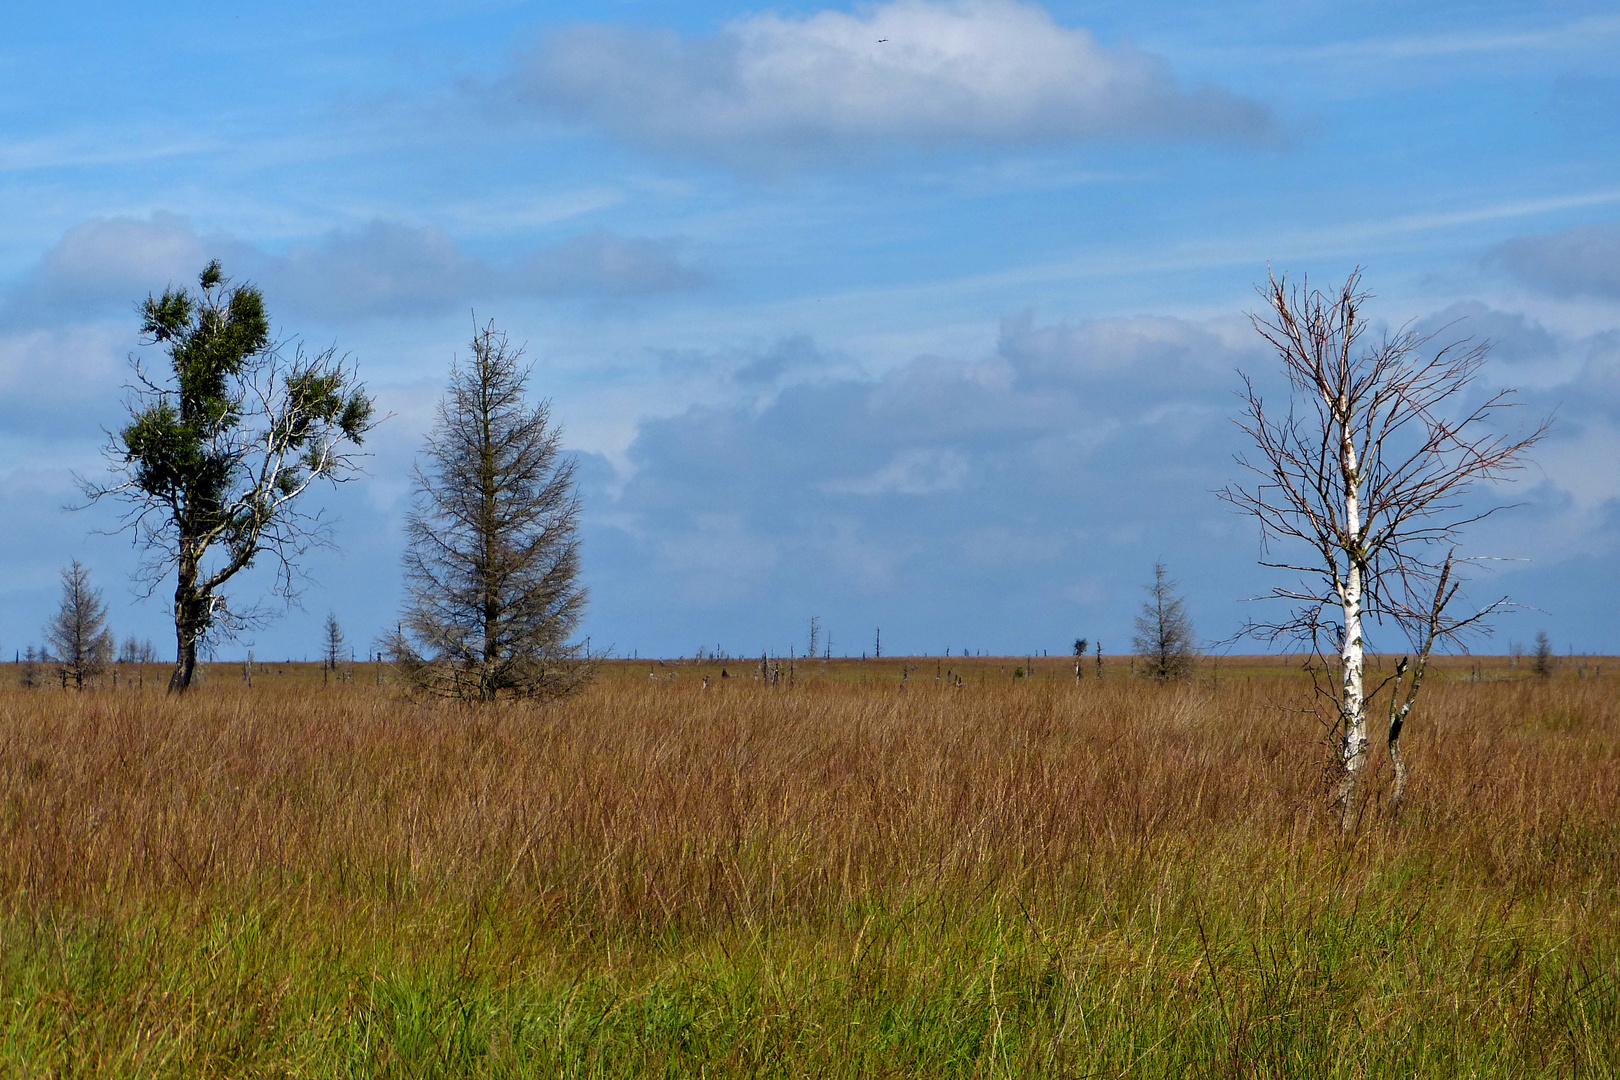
[
  {"left": 1220, "top": 269, "right": 1544, "bottom": 828},
  {"left": 46, "top": 560, "right": 115, "bottom": 689},
  {"left": 389, "top": 322, "right": 590, "bottom": 701},
  {"left": 1132, "top": 561, "right": 1197, "bottom": 682}
]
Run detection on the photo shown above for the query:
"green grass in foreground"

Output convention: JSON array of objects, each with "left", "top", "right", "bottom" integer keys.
[{"left": 3, "top": 845, "right": 1616, "bottom": 1079}]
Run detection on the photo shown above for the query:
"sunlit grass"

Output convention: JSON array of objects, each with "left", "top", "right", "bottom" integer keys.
[{"left": 0, "top": 660, "right": 1616, "bottom": 1076}]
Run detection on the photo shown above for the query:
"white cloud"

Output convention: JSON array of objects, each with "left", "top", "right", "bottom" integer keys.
[
  {"left": 520, "top": 229, "right": 705, "bottom": 297},
  {"left": 512, "top": 0, "right": 1276, "bottom": 168}
]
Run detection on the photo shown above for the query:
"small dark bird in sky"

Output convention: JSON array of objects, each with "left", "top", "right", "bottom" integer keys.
[{"left": 877, "top": 38, "right": 888, "bottom": 43}]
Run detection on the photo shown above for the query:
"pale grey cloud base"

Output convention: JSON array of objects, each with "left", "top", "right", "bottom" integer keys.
[
  {"left": 510, "top": 0, "right": 1276, "bottom": 169},
  {"left": 1489, "top": 221, "right": 1620, "bottom": 300},
  {"left": 571, "top": 297, "right": 1620, "bottom": 657},
  {"left": 1, "top": 214, "right": 705, "bottom": 326}
]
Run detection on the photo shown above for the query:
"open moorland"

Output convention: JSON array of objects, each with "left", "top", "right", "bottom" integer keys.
[{"left": 1, "top": 656, "right": 1617, "bottom": 1077}]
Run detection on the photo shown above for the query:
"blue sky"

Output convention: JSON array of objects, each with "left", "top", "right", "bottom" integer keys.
[{"left": 3, "top": 0, "right": 1618, "bottom": 660}]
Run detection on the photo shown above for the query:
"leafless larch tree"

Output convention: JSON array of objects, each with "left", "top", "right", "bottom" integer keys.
[
  {"left": 389, "top": 322, "right": 590, "bottom": 702},
  {"left": 1220, "top": 269, "right": 1545, "bottom": 828},
  {"left": 1132, "top": 560, "right": 1198, "bottom": 683},
  {"left": 46, "top": 560, "right": 116, "bottom": 689},
  {"left": 322, "top": 612, "right": 346, "bottom": 683}
]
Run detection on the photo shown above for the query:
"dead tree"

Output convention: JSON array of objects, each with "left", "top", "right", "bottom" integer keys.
[
  {"left": 46, "top": 560, "right": 116, "bottom": 689},
  {"left": 389, "top": 321, "right": 590, "bottom": 701},
  {"left": 1132, "top": 561, "right": 1198, "bottom": 682},
  {"left": 1220, "top": 269, "right": 1544, "bottom": 829},
  {"left": 323, "top": 612, "right": 346, "bottom": 684}
]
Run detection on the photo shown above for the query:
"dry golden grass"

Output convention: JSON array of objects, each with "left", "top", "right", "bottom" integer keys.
[{"left": 0, "top": 658, "right": 1616, "bottom": 1076}]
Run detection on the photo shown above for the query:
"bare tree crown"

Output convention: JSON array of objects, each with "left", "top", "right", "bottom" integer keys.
[
  {"left": 1222, "top": 269, "right": 1545, "bottom": 653},
  {"left": 1220, "top": 269, "right": 1544, "bottom": 827},
  {"left": 391, "top": 322, "right": 589, "bottom": 701}
]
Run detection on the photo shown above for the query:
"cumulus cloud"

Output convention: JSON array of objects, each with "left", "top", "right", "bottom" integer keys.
[
  {"left": 821, "top": 447, "right": 972, "bottom": 495},
  {"left": 1487, "top": 220, "right": 1620, "bottom": 299},
  {"left": 1413, "top": 301, "right": 1563, "bottom": 367},
  {"left": 510, "top": 0, "right": 1277, "bottom": 168},
  {"left": 1, "top": 214, "right": 704, "bottom": 327},
  {"left": 577, "top": 311, "right": 1265, "bottom": 653},
  {"left": 573, "top": 300, "right": 1620, "bottom": 655},
  {"left": 1, "top": 213, "right": 244, "bottom": 320}
]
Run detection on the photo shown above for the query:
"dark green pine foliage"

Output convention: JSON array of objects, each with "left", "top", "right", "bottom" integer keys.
[{"left": 102, "top": 261, "right": 374, "bottom": 692}]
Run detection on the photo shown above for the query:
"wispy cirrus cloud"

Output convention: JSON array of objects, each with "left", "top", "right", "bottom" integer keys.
[
  {"left": 1296, "top": 14, "right": 1620, "bottom": 63},
  {"left": 506, "top": 0, "right": 1278, "bottom": 170}
]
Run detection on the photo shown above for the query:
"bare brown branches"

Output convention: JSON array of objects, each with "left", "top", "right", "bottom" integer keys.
[
  {"left": 390, "top": 322, "right": 591, "bottom": 702},
  {"left": 45, "top": 560, "right": 115, "bottom": 689},
  {"left": 1220, "top": 269, "right": 1545, "bottom": 827}
]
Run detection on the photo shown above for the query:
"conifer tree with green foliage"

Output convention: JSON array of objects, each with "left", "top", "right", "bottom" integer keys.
[{"left": 84, "top": 260, "right": 375, "bottom": 693}]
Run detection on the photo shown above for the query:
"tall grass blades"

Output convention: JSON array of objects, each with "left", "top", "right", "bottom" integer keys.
[{"left": 0, "top": 658, "right": 1616, "bottom": 1076}]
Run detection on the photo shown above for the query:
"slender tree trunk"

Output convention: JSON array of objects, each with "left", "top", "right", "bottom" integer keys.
[
  {"left": 480, "top": 381, "right": 500, "bottom": 702},
  {"left": 1337, "top": 565, "right": 1367, "bottom": 827},
  {"left": 1336, "top": 423, "right": 1367, "bottom": 831},
  {"left": 169, "top": 552, "right": 201, "bottom": 694},
  {"left": 1386, "top": 658, "right": 1412, "bottom": 814}
]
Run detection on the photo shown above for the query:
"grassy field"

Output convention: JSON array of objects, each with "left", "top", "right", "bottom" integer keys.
[{"left": 0, "top": 656, "right": 1616, "bottom": 1077}]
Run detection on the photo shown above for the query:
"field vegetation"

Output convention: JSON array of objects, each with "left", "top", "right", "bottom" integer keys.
[{"left": 1, "top": 656, "right": 1616, "bottom": 1077}]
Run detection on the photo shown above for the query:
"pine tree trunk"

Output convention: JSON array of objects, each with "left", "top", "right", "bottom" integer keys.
[
  {"left": 170, "top": 629, "right": 198, "bottom": 693},
  {"left": 169, "top": 550, "right": 202, "bottom": 694}
]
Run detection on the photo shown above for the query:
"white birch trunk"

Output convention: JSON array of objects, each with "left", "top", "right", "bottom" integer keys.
[{"left": 1337, "top": 417, "right": 1367, "bottom": 831}]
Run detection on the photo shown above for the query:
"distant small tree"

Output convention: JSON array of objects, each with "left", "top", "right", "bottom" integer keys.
[
  {"left": 323, "top": 613, "right": 345, "bottom": 670},
  {"left": 1132, "top": 561, "right": 1197, "bottom": 682},
  {"left": 118, "top": 635, "right": 140, "bottom": 664},
  {"left": 389, "top": 322, "right": 590, "bottom": 701},
  {"left": 20, "top": 646, "right": 42, "bottom": 689},
  {"left": 1073, "top": 638, "right": 1088, "bottom": 682},
  {"left": 1533, "top": 631, "right": 1556, "bottom": 679},
  {"left": 46, "top": 561, "right": 116, "bottom": 689},
  {"left": 322, "top": 612, "right": 346, "bottom": 684}
]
